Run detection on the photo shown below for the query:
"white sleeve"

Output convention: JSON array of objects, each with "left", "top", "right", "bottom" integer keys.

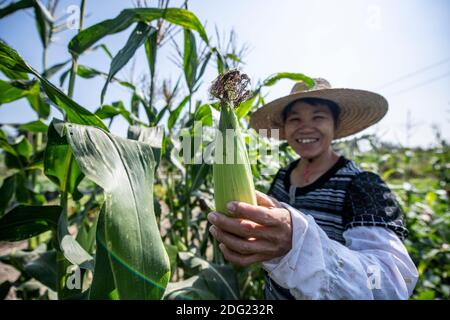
[{"left": 262, "top": 203, "right": 419, "bottom": 300}]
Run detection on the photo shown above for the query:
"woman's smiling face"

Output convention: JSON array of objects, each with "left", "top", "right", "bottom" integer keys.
[{"left": 283, "top": 100, "right": 336, "bottom": 159}]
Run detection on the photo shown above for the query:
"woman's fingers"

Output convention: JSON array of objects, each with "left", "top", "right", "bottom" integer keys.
[
  {"left": 218, "top": 243, "right": 267, "bottom": 267},
  {"left": 226, "top": 201, "right": 276, "bottom": 226},
  {"left": 209, "top": 225, "right": 268, "bottom": 255},
  {"left": 207, "top": 212, "right": 266, "bottom": 239}
]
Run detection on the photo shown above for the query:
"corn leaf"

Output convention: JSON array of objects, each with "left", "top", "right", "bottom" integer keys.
[
  {"left": 68, "top": 8, "right": 208, "bottom": 56},
  {"left": 261, "top": 72, "right": 315, "bottom": 88},
  {"left": 65, "top": 123, "right": 170, "bottom": 299},
  {"left": 144, "top": 28, "right": 157, "bottom": 78},
  {"left": 235, "top": 94, "right": 258, "bottom": 119},
  {"left": 164, "top": 252, "right": 239, "bottom": 300},
  {"left": 0, "top": 40, "right": 107, "bottom": 130},
  {"left": 33, "top": 0, "right": 53, "bottom": 49},
  {"left": 0, "top": 0, "right": 33, "bottom": 18},
  {"left": 19, "top": 119, "right": 48, "bottom": 133},
  {"left": 44, "top": 121, "right": 84, "bottom": 200},
  {"left": 101, "top": 23, "right": 156, "bottom": 103},
  {"left": 183, "top": 29, "right": 198, "bottom": 92},
  {"left": 23, "top": 250, "right": 57, "bottom": 291},
  {"left": 42, "top": 59, "right": 71, "bottom": 78},
  {"left": 127, "top": 125, "right": 164, "bottom": 166},
  {"left": 89, "top": 205, "right": 118, "bottom": 300},
  {"left": 0, "top": 79, "right": 38, "bottom": 104},
  {"left": 0, "top": 175, "right": 16, "bottom": 216},
  {"left": 57, "top": 208, "right": 94, "bottom": 271},
  {"left": 0, "top": 205, "right": 62, "bottom": 241},
  {"left": 168, "top": 95, "right": 190, "bottom": 130}
]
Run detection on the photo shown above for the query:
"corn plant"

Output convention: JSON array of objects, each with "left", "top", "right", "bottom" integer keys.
[{"left": 2, "top": 1, "right": 446, "bottom": 301}]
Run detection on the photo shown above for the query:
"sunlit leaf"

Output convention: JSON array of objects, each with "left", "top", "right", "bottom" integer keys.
[
  {"left": 66, "top": 123, "right": 169, "bottom": 299},
  {"left": 89, "top": 205, "right": 117, "bottom": 300},
  {"left": 183, "top": 29, "right": 198, "bottom": 92},
  {"left": 44, "top": 120, "right": 84, "bottom": 200},
  {"left": 0, "top": 40, "right": 107, "bottom": 130},
  {"left": 68, "top": 8, "right": 208, "bottom": 56},
  {"left": 0, "top": 0, "right": 33, "bottom": 18},
  {"left": 101, "top": 23, "right": 155, "bottom": 103},
  {"left": 261, "top": 72, "right": 315, "bottom": 88}
]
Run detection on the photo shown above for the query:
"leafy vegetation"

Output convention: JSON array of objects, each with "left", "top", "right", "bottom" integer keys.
[{"left": 0, "top": 0, "right": 448, "bottom": 300}]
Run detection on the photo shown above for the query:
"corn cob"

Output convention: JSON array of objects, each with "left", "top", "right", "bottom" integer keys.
[{"left": 210, "top": 70, "right": 257, "bottom": 216}]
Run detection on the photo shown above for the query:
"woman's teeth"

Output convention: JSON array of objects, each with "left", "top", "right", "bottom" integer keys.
[{"left": 296, "top": 138, "right": 319, "bottom": 144}]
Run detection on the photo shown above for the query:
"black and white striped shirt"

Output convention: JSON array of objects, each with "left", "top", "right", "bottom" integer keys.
[{"left": 264, "top": 155, "right": 408, "bottom": 299}]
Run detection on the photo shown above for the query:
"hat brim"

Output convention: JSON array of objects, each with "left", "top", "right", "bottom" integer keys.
[{"left": 249, "top": 88, "right": 388, "bottom": 140}]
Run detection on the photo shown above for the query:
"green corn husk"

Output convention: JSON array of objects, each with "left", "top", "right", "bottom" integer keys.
[{"left": 210, "top": 70, "right": 257, "bottom": 216}]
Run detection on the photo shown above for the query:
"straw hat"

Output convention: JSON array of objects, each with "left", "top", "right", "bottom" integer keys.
[{"left": 249, "top": 78, "right": 388, "bottom": 140}]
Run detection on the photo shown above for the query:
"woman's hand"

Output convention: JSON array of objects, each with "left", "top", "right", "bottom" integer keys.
[{"left": 207, "top": 191, "right": 292, "bottom": 267}]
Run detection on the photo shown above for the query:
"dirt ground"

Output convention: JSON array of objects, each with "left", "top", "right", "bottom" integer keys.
[{"left": 0, "top": 240, "right": 28, "bottom": 300}]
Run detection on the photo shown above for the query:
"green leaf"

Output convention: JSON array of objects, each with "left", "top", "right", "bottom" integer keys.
[
  {"left": 164, "top": 252, "right": 239, "bottom": 300},
  {"left": 197, "top": 51, "right": 212, "bottom": 85},
  {"left": 12, "top": 135, "right": 32, "bottom": 160},
  {"left": 23, "top": 250, "right": 57, "bottom": 291},
  {"left": 77, "top": 64, "right": 106, "bottom": 79},
  {"left": 0, "top": 136, "right": 19, "bottom": 157},
  {"left": 194, "top": 103, "right": 212, "bottom": 126},
  {"left": 261, "top": 72, "right": 315, "bottom": 88},
  {"left": 168, "top": 95, "right": 189, "bottom": 130},
  {"left": 155, "top": 105, "right": 169, "bottom": 125},
  {"left": 101, "top": 23, "right": 155, "bottom": 103},
  {"left": 144, "top": 28, "right": 157, "bottom": 78},
  {"left": 190, "top": 163, "right": 211, "bottom": 193},
  {"left": 164, "top": 244, "right": 178, "bottom": 279},
  {"left": 26, "top": 89, "right": 50, "bottom": 119},
  {"left": 0, "top": 79, "right": 51, "bottom": 118},
  {"left": 33, "top": 0, "right": 53, "bottom": 49},
  {"left": 44, "top": 120, "right": 84, "bottom": 200},
  {"left": 95, "top": 43, "right": 113, "bottom": 59},
  {"left": 131, "top": 91, "right": 140, "bottom": 118},
  {"left": 127, "top": 125, "right": 164, "bottom": 165},
  {"left": 0, "top": 0, "right": 33, "bottom": 18},
  {"left": 212, "top": 48, "right": 225, "bottom": 75},
  {"left": 68, "top": 8, "right": 208, "bottom": 56},
  {"left": 0, "top": 205, "right": 62, "bottom": 241},
  {"left": 94, "top": 104, "right": 121, "bottom": 119},
  {"left": 0, "top": 79, "right": 38, "bottom": 104},
  {"left": 95, "top": 101, "right": 133, "bottom": 124},
  {"left": 42, "top": 59, "right": 71, "bottom": 78},
  {"left": 225, "top": 53, "right": 242, "bottom": 63},
  {"left": 59, "top": 68, "right": 70, "bottom": 87},
  {"left": 19, "top": 119, "right": 48, "bottom": 133},
  {"left": 183, "top": 29, "right": 198, "bottom": 92},
  {"left": 66, "top": 123, "right": 169, "bottom": 299},
  {"left": 89, "top": 206, "right": 117, "bottom": 300},
  {"left": 0, "top": 40, "right": 107, "bottom": 130},
  {"left": 0, "top": 64, "right": 28, "bottom": 80},
  {"left": 57, "top": 211, "right": 94, "bottom": 271},
  {"left": 235, "top": 94, "right": 258, "bottom": 119},
  {"left": 0, "top": 175, "right": 16, "bottom": 215},
  {"left": 76, "top": 213, "right": 99, "bottom": 255}
]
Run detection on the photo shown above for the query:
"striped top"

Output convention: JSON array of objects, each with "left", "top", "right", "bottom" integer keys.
[{"left": 264, "top": 155, "right": 408, "bottom": 299}]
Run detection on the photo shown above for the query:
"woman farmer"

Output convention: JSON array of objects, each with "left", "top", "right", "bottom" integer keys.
[{"left": 207, "top": 78, "right": 418, "bottom": 299}]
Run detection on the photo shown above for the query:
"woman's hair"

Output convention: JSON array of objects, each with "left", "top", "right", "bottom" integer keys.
[{"left": 282, "top": 97, "right": 341, "bottom": 128}]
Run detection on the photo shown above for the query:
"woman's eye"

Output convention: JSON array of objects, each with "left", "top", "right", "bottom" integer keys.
[
  {"left": 314, "top": 116, "right": 324, "bottom": 120},
  {"left": 288, "top": 118, "right": 299, "bottom": 123}
]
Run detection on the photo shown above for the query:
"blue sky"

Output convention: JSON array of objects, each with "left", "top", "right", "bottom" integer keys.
[{"left": 0, "top": 0, "right": 449, "bottom": 148}]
